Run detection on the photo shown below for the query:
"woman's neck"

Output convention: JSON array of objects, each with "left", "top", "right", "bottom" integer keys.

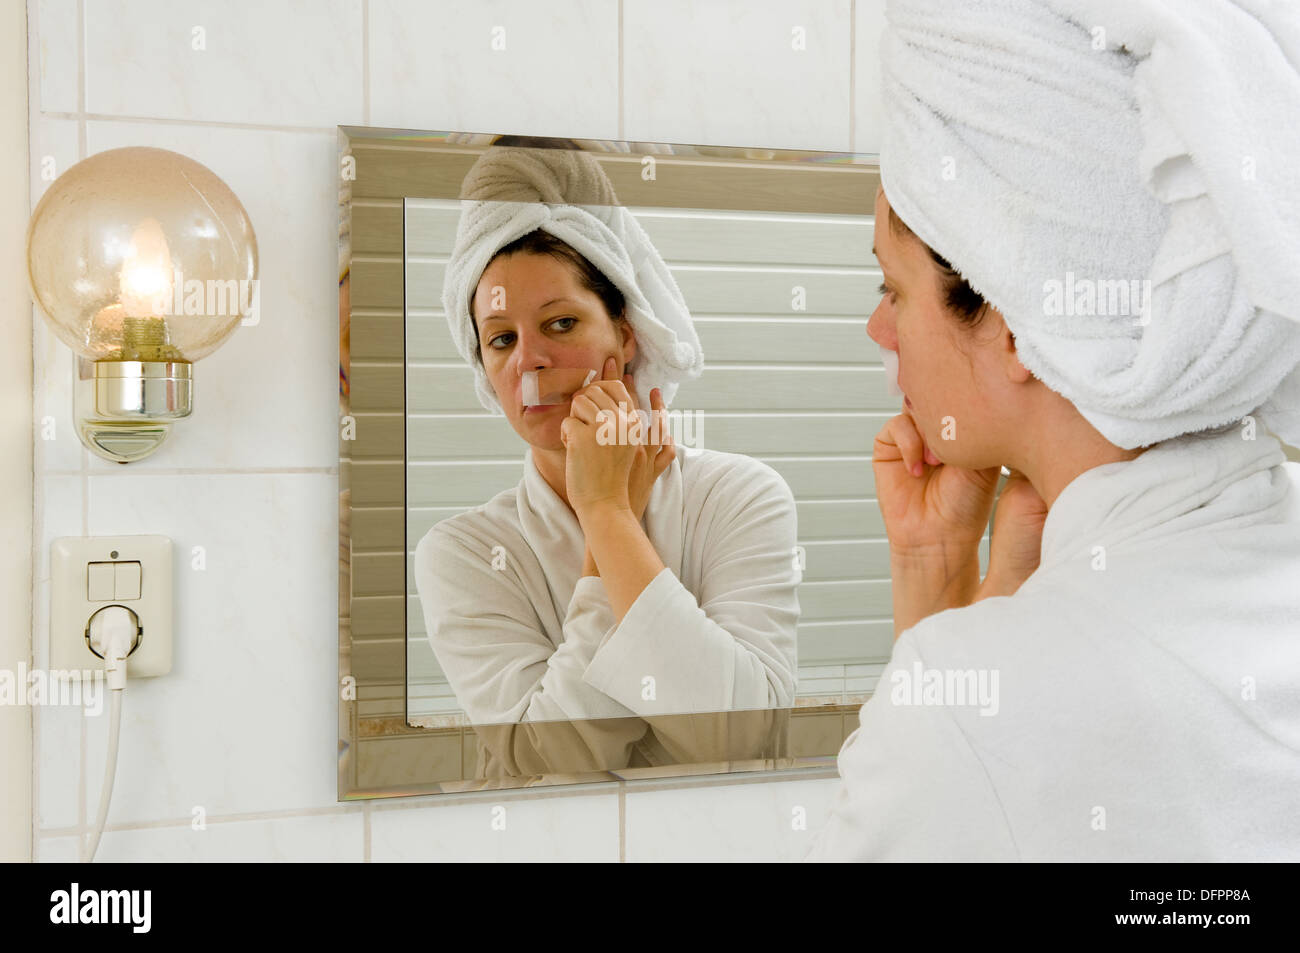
[
  {"left": 531, "top": 446, "right": 573, "bottom": 513},
  {"left": 1014, "top": 404, "right": 1149, "bottom": 509}
]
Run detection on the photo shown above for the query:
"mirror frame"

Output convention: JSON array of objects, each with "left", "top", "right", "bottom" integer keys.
[{"left": 338, "top": 125, "right": 881, "bottom": 801}]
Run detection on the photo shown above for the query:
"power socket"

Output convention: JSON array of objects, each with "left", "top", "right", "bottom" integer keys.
[{"left": 50, "top": 535, "right": 173, "bottom": 678}]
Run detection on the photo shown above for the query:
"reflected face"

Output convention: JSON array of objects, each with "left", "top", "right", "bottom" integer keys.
[
  {"left": 865, "top": 187, "right": 998, "bottom": 465},
  {"left": 473, "top": 251, "right": 636, "bottom": 451}
]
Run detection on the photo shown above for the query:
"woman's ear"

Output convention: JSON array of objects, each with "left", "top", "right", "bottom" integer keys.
[
  {"left": 619, "top": 317, "right": 637, "bottom": 367},
  {"left": 993, "top": 307, "right": 1033, "bottom": 385}
]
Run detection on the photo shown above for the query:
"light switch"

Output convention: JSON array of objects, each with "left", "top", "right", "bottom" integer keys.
[
  {"left": 115, "top": 561, "right": 142, "bottom": 600},
  {"left": 87, "top": 562, "right": 115, "bottom": 601},
  {"left": 52, "top": 536, "right": 172, "bottom": 679}
]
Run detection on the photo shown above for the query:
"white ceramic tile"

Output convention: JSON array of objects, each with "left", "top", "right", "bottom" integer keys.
[
  {"left": 370, "top": 791, "right": 619, "bottom": 861},
  {"left": 368, "top": 0, "right": 620, "bottom": 138},
  {"left": 35, "top": 835, "right": 81, "bottom": 862},
  {"left": 33, "top": 0, "right": 79, "bottom": 114},
  {"left": 35, "top": 703, "right": 82, "bottom": 833},
  {"left": 84, "top": 0, "right": 364, "bottom": 127},
  {"left": 88, "top": 811, "right": 363, "bottom": 861},
  {"left": 624, "top": 776, "right": 841, "bottom": 861},
  {"left": 83, "top": 121, "right": 340, "bottom": 471},
  {"left": 624, "top": 0, "right": 852, "bottom": 152},
  {"left": 853, "top": 0, "right": 887, "bottom": 154},
  {"left": 29, "top": 120, "right": 85, "bottom": 476},
  {"left": 32, "top": 321, "right": 82, "bottom": 476},
  {"left": 80, "top": 472, "right": 339, "bottom": 824},
  {"left": 30, "top": 115, "right": 79, "bottom": 209},
  {"left": 33, "top": 473, "right": 84, "bottom": 836},
  {"left": 35, "top": 475, "right": 83, "bottom": 666}
]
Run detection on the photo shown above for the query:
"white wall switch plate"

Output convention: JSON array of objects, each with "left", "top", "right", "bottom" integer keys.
[{"left": 50, "top": 535, "right": 173, "bottom": 678}]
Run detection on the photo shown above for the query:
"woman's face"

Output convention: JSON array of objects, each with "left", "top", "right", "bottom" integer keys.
[
  {"left": 473, "top": 251, "right": 636, "bottom": 451},
  {"left": 866, "top": 187, "right": 1011, "bottom": 469}
]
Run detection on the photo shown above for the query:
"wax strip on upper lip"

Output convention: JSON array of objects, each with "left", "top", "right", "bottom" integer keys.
[
  {"left": 879, "top": 346, "right": 903, "bottom": 398},
  {"left": 522, "top": 367, "right": 599, "bottom": 405}
]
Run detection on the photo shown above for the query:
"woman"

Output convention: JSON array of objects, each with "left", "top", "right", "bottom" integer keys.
[
  {"left": 809, "top": 0, "right": 1300, "bottom": 860},
  {"left": 413, "top": 147, "right": 800, "bottom": 778}
]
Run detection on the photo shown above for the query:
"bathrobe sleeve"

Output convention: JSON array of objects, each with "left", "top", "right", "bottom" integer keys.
[
  {"left": 802, "top": 630, "right": 1020, "bottom": 861},
  {"left": 581, "top": 455, "right": 800, "bottom": 716},
  {"left": 414, "top": 523, "right": 651, "bottom": 774}
]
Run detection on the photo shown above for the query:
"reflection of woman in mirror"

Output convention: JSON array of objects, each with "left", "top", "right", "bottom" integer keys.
[
  {"left": 413, "top": 146, "right": 800, "bottom": 778},
  {"left": 809, "top": 0, "right": 1300, "bottom": 860}
]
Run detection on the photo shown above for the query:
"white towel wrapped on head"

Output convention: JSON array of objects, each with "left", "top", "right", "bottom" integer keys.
[
  {"left": 879, "top": 0, "right": 1300, "bottom": 448},
  {"left": 442, "top": 145, "right": 704, "bottom": 414}
]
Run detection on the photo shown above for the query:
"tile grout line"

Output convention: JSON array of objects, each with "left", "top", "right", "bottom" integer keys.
[
  {"left": 27, "top": 0, "right": 41, "bottom": 865},
  {"left": 849, "top": 0, "right": 856, "bottom": 154},
  {"left": 75, "top": 0, "right": 87, "bottom": 865},
  {"left": 618, "top": 781, "right": 626, "bottom": 862},
  {"left": 617, "top": 0, "right": 624, "bottom": 142},
  {"left": 40, "top": 110, "right": 346, "bottom": 136},
  {"left": 362, "top": 0, "right": 370, "bottom": 128},
  {"left": 39, "top": 802, "right": 371, "bottom": 839}
]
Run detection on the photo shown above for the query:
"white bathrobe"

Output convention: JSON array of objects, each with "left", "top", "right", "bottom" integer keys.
[
  {"left": 807, "top": 427, "right": 1300, "bottom": 861},
  {"left": 413, "top": 445, "right": 800, "bottom": 775}
]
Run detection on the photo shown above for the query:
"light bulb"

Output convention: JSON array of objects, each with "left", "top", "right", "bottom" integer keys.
[
  {"left": 27, "top": 146, "right": 257, "bottom": 362},
  {"left": 118, "top": 217, "right": 174, "bottom": 318},
  {"left": 25, "top": 147, "right": 259, "bottom": 462}
]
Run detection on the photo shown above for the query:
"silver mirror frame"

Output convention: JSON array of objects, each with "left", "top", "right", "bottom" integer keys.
[{"left": 338, "top": 125, "right": 880, "bottom": 801}]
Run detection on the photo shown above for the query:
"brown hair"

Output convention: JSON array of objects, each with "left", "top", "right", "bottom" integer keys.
[
  {"left": 468, "top": 229, "right": 627, "bottom": 364},
  {"left": 888, "top": 207, "right": 987, "bottom": 327}
]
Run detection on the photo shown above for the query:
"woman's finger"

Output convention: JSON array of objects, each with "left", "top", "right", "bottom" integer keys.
[
  {"left": 876, "top": 413, "right": 927, "bottom": 476},
  {"left": 643, "top": 386, "right": 666, "bottom": 448},
  {"left": 568, "top": 393, "right": 601, "bottom": 425},
  {"left": 653, "top": 441, "right": 676, "bottom": 478}
]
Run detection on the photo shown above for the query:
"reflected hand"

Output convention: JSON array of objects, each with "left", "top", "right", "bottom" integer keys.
[
  {"left": 624, "top": 378, "right": 675, "bottom": 523},
  {"left": 562, "top": 358, "right": 651, "bottom": 519}
]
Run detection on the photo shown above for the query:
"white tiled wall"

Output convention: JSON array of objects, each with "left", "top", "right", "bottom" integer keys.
[{"left": 28, "top": 0, "right": 886, "bottom": 862}]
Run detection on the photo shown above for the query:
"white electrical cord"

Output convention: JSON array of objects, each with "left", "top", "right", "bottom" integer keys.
[{"left": 83, "top": 605, "right": 136, "bottom": 863}]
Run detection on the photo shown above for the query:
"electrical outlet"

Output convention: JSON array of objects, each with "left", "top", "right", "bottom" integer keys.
[{"left": 50, "top": 535, "right": 173, "bottom": 678}]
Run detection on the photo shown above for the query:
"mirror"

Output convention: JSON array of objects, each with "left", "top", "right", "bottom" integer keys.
[{"left": 338, "top": 127, "right": 959, "bottom": 798}]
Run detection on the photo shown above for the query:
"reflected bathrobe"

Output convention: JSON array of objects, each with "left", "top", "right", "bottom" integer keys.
[
  {"left": 413, "top": 445, "right": 800, "bottom": 777},
  {"left": 807, "top": 428, "right": 1300, "bottom": 861}
]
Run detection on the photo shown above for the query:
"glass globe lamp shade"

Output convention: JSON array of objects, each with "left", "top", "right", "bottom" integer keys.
[{"left": 25, "top": 147, "right": 258, "bottom": 462}]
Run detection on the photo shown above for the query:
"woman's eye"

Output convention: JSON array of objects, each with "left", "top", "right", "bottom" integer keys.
[
  {"left": 488, "top": 332, "right": 515, "bottom": 350},
  {"left": 550, "top": 316, "right": 577, "bottom": 331},
  {"left": 878, "top": 281, "right": 896, "bottom": 303}
]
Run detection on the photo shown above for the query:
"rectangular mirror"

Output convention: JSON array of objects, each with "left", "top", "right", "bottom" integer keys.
[{"left": 338, "top": 127, "right": 973, "bottom": 799}]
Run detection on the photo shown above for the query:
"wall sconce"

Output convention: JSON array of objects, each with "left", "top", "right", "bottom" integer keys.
[{"left": 26, "top": 146, "right": 258, "bottom": 463}]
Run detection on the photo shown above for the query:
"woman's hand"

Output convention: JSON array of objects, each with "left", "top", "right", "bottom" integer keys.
[
  {"left": 563, "top": 357, "right": 673, "bottom": 523},
  {"left": 873, "top": 409, "right": 1001, "bottom": 637},
  {"left": 977, "top": 468, "right": 1048, "bottom": 599},
  {"left": 873, "top": 410, "right": 1001, "bottom": 560},
  {"left": 625, "top": 381, "right": 675, "bottom": 523}
]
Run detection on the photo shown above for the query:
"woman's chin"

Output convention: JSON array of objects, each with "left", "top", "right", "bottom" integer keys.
[{"left": 512, "top": 409, "right": 567, "bottom": 451}]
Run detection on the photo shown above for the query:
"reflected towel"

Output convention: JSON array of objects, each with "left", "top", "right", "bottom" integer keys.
[{"left": 442, "top": 145, "right": 704, "bottom": 413}]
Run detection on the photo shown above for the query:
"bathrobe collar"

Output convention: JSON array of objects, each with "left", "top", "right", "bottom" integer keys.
[
  {"left": 516, "top": 447, "right": 686, "bottom": 618},
  {"left": 1036, "top": 427, "right": 1291, "bottom": 573}
]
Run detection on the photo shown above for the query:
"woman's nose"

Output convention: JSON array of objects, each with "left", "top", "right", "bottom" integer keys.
[
  {"left": 867, "top": 299, "right": 897, "bottom": 350},
  {"left": 511, "top": 328, "right": 552, "bottom": 373}
]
